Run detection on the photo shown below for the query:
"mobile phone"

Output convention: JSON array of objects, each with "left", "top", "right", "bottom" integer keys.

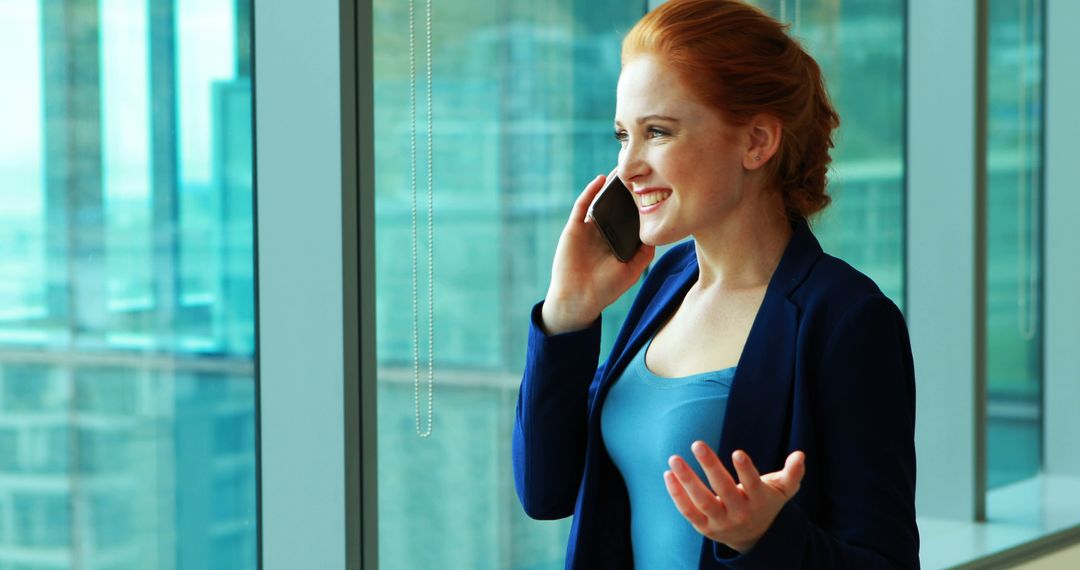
[{"left": 586, "top": 169, "right": 641, "bottom": 262}]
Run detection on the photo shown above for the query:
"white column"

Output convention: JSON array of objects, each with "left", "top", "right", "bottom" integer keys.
[
  {"left": 256, "top": 1, "right": 349, "bottom": 568},
  {"left": 907, "top": 0, "right": 980, "bottom": 520},
  {"left": 1044, "top": 0, "right": 1080, "bottom": 478}
]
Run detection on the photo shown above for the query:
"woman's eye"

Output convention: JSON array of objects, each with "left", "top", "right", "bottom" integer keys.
[{"left": 612, "top": 128, "right": 667, "bottom": 143}]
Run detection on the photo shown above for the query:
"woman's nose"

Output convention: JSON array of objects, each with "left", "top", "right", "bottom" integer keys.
[{"left": 618, "top": 146, "right": 648, "bottom": 184}]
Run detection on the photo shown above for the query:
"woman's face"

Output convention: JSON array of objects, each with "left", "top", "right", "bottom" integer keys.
[{"left": 614, "top": 55, "right": 753, "bottom": 246}]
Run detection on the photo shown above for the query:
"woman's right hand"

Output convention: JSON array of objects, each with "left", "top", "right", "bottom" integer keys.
[{"left": 541, "top": 173, "right": 656, "bottom": 335}]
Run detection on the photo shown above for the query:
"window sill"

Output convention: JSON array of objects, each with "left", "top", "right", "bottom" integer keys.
[{"left": 919, "top": 474, "right": 1080, "bottom": 569}]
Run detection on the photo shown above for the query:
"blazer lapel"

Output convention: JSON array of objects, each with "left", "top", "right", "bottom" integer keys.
[
  {"left": 715, "top": 293, "right": 799, "bottom": 475},
  {"left": 587, "top": 258, "right": 699, "bottom": 426},
  {"left": 716, "top": 218, "right": 823, "bottom": 475}
]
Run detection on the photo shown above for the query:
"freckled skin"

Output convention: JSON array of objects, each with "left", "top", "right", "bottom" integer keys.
[{"left": 614, "top": 55, "right": 752, "bottom": 248}]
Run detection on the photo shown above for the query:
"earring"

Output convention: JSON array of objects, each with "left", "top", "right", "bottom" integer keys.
[{"left": 754, "top": 155, "right": 761, "bottom": 161}]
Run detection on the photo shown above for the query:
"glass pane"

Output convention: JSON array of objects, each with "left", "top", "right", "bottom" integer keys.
[
  {"left": 751, "top": 0, "right": 907, "bottom": 309},
  {"left": 986, "top": 0, "right": 1043, "bottom": 492},
  {"left": 373, "top": 0, "right": 908, "bottom": 566},
  {"left": 0, "top": 1, "right": 257, "bottom": 568},
  {"left": 372, "top": 0, "right": 644, "bottom": 567}
]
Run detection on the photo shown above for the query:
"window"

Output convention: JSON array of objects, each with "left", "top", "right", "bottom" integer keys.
[
  {"left": 372, "top": 2, "right": 646, "bottom": 566},
  {"left": 750, "top": 0, "right": 906, "bottom": 308},
  {"left": 370, "top": 0, "right": 905, "bottom": 567},
  {"left": 986, "top": 0, "right": 1043, "bottom": 493},
  {"left": 0, "top": 1, "right": 257, "bottom": 568}
]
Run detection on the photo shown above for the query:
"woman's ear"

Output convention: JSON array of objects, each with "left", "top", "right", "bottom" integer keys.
[{"left": 743, "top": 115, "right": 782, "bottom": 171}]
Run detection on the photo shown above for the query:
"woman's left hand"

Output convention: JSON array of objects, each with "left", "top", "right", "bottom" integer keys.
[{"left": 664, "top": 441, "right": 806, "bottom": 554}]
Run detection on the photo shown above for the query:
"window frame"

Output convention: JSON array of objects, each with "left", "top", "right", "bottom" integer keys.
[
  {"left": 254, "top": 0, "right": 370, "bottom": 568},
  {"left": 911, "top": 0, "right": 1080, "bottom": 567}
]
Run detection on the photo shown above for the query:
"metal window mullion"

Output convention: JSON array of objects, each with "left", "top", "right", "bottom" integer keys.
[
  {"left": 345, "top": 0, "right": 379, "bottom": 568},
  {"left": 973, "top": 0, "right": 989, "bottom": 523}
]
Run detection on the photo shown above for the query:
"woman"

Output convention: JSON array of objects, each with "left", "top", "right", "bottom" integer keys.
[{"left": 512, "top": 1, "right": 918, "bottom": 568}]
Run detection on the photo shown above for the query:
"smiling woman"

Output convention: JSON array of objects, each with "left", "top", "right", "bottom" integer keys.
[
  {"left": 620, "top": 1, "right": 839, "bottom": 224},
  {"left": 612, "top": 54, "right": 793, "bottom": 256},
  {"left": 512, "top": 1, "right": 918, "bottom": 568}
]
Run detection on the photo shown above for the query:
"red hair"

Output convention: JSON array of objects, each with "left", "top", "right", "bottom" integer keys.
[{"left": 622, "top": 0, "right": 839, "bottom": 219}]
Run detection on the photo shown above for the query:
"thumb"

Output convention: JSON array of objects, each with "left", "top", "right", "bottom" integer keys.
[
  {"left": 763, "top": 451, "right": 805, "bottom": 498},
  {"left": 779, "top": 451, "right": 806, "bottom": 497}
]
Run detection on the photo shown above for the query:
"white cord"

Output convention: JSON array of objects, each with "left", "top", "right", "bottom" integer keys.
[{"left": 409, "top": 0, "right": 435, "bottom": 437}]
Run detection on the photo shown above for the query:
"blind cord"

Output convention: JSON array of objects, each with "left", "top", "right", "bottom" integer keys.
[{"left": 410, "top": 0, "right": 435, "bottom": 437}]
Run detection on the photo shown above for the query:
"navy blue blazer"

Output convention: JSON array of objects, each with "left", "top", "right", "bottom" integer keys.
[{"left": 512, "top": 218, "right": 919, "bottom": 569}]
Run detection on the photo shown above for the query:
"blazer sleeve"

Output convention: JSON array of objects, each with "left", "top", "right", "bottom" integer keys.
[
  {"left": 714, "top": 294, "right": 919, "bottom": 570},
  {"left": 512, "top": 301, "right": 605, "bottom": 520}
]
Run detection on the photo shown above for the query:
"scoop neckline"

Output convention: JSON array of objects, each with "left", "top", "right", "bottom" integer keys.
[{"left": 638, "top": 333, "right": 737, "bottom": 385}]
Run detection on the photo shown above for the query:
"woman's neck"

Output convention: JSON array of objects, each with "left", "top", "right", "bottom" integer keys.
[{"left": 691, "top": 194, "right": 793, "bottom": 295}]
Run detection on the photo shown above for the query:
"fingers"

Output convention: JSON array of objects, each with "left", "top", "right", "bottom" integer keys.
[
  {"left": 663, "top": 470, "right": 710, "bottom": 528},
  {"left": 690, "top": 441, "right": 741, "bottom": 506},
  {"left": 571, "top": 174, "right": 608, "bottom": 224},
  {"left": 732, "top": 450, "right": 763, "bottom": 497},
  {"left": 667, "top": 447, "right": 808, "bottom": 545},
  {"left": 672, "top": 446, "right": 807, "bottom": 506},
  {"left": 667, "top": 455, "right": 727, "bottom": 521}
]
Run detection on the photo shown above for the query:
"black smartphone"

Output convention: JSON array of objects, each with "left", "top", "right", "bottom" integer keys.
[{"left": 586, "top": 169, "right": 641, "bottom": 262}]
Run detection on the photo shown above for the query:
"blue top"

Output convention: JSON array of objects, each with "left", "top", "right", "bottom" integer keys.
[{"left": 600, "top": 333, "right": 735, "bottom": 569}]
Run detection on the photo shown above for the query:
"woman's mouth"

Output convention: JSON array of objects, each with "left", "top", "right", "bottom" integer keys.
[{"left": 638, "top": 190, "right": 672, "bottom": 209}]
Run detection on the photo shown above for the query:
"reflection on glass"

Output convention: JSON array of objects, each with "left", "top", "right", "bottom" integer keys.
[
  {"left": 752, "top": 0, "right": 906, "bottom": 308},
  {"left": 373, "top": 1, "right": 643, "bottom": 567},
  {"left": 0, "top": 1, "right": 257, "bottom": 568},
  {"left": 986, "top": 0, "right": 1043, "bottom": 493},
  {"left": 373, "top": 0, "right": 905, "bottom": 567}
]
